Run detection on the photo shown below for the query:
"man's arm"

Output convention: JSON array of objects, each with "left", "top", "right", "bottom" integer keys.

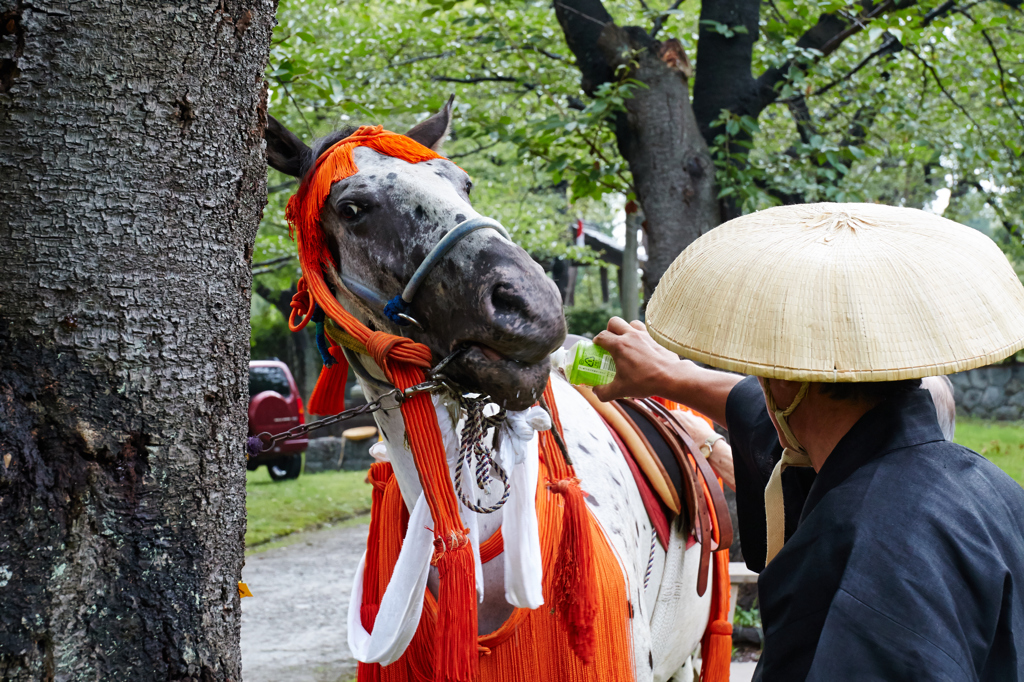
[{"left": 592, "top": 317, "right": 742, "bottom": 427}]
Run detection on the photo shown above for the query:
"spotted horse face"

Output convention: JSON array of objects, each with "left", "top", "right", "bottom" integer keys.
[{"left": 264, "top": 98, "right": 566, "bottom": 411}]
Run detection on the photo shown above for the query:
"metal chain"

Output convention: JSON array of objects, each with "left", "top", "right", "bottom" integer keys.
[
  {"left": 249, "top": 380, "right": 449, "bottom": 453},
  {"left": 454, "top": 395, "right": 510, "bottom": 514}
]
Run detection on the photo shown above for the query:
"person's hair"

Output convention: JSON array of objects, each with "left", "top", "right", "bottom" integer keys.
[
  {"left": 818, "top": 379, "right": 922, "bottom": 403},
  {"left": 922, "top": 375, "right": 956, "bottom": 440}
]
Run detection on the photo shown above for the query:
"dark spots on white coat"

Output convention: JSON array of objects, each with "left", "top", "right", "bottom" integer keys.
[
  {"left": 387, "top": 172, "right": 398, "bottom": 180},
  {"left": 414, "top": 205, "right": 425, "bottom": 220},
  {"left": 455, "top": 213, "right": 466, "bottom": 223}
]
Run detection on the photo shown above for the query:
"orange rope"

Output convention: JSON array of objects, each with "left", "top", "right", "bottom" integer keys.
[
  {"left": 287, "top": 127, "right": 474, "bottom": 680},
  {"left": 698, "top": 470, "right": 732, "bottom": 682},
  {"left": 358, "top": 401, "right": 636, "bottom": 682}
]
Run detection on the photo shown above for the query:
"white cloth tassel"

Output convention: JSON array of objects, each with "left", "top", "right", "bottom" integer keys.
[
  {"left": 347, "top": 493, "right": 433, "bottom": 665},
  {"left": 499, "top": 406, "right": 550, "bottom": 609}
]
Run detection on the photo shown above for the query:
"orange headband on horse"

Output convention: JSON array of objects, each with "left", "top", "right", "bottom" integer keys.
[{"left": 285, "top": 125, "right": 447, "bottom": 345}]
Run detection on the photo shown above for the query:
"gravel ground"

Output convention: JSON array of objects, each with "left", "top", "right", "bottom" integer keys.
[{"left": 241, "top": 521, "right": 369, "bottom": 682}]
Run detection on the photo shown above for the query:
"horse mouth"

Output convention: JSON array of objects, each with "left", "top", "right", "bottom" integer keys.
[{"left": 440, "top": 342, "right": 551, "bottom": 411}]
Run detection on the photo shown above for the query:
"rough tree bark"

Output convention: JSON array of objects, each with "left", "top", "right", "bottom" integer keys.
[
  {"left": 555, "top": 0, "right": 719, "bottom": 296},
  {"left": 0, "top": 1, "right": 274, "bottom": 680}
]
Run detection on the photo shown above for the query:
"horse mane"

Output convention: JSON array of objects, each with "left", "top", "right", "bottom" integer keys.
[{"left": 301, "top": 126, "right": 360, "bottom": 178}]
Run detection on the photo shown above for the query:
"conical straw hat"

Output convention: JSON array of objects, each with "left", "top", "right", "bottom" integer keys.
[{"left": 646, "top": 202, "right": 1024, "bottom": 382}]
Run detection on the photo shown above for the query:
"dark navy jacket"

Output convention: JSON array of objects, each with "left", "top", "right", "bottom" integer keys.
[{"left": 726, "top": 376, "right": 1024, "bottom": 681}]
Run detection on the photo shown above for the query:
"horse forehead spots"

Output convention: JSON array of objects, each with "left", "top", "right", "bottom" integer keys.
[{"left": 346, "top": 147, "right": 477, "bottom": 228}]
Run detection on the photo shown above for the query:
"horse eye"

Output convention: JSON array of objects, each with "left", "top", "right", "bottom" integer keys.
[
  {"left": 339, "top": 202, "right": 362, "bottom": 220},
  {"left": 465, "top": 181, "right": 473, "bottom": 196}
]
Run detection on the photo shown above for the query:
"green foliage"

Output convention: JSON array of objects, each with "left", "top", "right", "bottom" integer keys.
[
  {"left": 256, "top": 0, "right": 1023, "bottom": 320},
  {"left": 734, "top": 605, "right": 762, "bottom": 629},
  {"left": 246, "top": 464, "right": 373, "bottom": 547},
  {"left": 564, "top": 302, "right": 621, "bottom": 337},
  {"left": 955, "top": 417, "right": 1024, "bottom": 487}
]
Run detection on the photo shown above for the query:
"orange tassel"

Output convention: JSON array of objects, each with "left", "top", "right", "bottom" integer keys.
[
  {"left": 700, "top": 475, "right": 733, "bottom": 682},
  {"left": 306, "top": 353, "right": 348, "bottom": 415},
  {"left": 433, "top": 540, "right": 479, "bottom": 682},
  {"left": 700, "top": 617, "right": 733, "bottom": 682},
  {"left": 549, "top": 477, "right": 598, "bottom": 664}
]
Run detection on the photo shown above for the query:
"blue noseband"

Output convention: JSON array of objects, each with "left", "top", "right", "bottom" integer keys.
[{"left": 341, "top": 215, "right": 511, "bottom": 330}]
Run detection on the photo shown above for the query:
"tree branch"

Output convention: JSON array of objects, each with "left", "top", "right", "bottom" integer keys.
[
  {"left": 520, "top": 45, "right": 570, "bottom": 62},
  {"left": 252, "top": 255, "right": 295, "bottom": 269},
  {"left": 920, "top": 0, "right": 956, "bottom": 26},
  {"left": 903, "top": 44, "right": 985, "bottom": 132},
  {"left": 975, "top": 20, "right": 1024, "bottom": 129},
  {"left": 553, "top": 0, "right": 617, "bottom": 96},
  {"left": 650, "top": 0, "right": 686, "bottom": 38},
  {"left": 431, "top": 75, "right": 536, "bottom": 89},
  {"left": 807, "top": 31, "right": 903, "bottom": 98},
  {"left": 752, "top": 2, "right": 895, "bottom": 114}
]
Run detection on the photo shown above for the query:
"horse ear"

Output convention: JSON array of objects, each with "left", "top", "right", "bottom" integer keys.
[
  {"left": 265, "top": 115, "right": 312, "bottom": 178},
  {"left": 405, "top": 95, "right": 454, "bottom": 152}
]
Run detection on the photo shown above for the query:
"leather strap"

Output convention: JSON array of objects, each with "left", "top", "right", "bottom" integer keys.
[
  {"left": 620, "top": 398, "right": 713, "bottom": 596},
  {"left": 614, "top": 400, "right": 694, "bottom": 529},
  {"left": 575, "top": 385, "right": 682, "bottom": 514},
  {"left": 645, "top": 400, "right": 734, "bottom": 552}
]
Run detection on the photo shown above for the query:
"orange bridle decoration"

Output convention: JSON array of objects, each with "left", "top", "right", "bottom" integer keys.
[{"left": 285, "top": 127, "right": 478, "bottom": 681}]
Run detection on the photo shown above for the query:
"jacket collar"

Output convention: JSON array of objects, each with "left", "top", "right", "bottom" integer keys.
[{"left": 800, "top": 388, "right": 946, "bottom": 522}]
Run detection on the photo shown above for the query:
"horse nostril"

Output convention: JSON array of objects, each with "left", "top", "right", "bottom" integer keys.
[{"left": 490, "top": 282, "right": 527, "bottom": 318}]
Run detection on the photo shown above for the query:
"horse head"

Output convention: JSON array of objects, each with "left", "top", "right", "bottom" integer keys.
[{"left": 264, "top": 99, "right": 566, "bottom": 410}]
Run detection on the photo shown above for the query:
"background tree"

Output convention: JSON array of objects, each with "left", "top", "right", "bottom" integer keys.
[
  {"left": 0, "top": 1, "right": 274, "bottom": 679},
  {"left": 260, "top": 0, "right": 1021, "bottom": 298}
]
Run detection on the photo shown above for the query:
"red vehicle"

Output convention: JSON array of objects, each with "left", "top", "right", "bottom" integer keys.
[{"left": 247, "top": 360, "right": 307, "bottom": 481}]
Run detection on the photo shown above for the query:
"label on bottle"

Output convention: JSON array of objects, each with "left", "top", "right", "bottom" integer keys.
[{"left": 568, "top": 341, "right": 617, "bottom": 386}]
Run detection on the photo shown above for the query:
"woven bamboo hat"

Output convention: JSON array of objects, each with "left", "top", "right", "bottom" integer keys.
[{"left": 646, "top": 202, "right": 1024, "bottom": 382}]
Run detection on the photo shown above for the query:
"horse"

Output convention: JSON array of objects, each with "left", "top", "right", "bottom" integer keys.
[{"left": 263, "top": 98, "right": 713, "bottom": 682}]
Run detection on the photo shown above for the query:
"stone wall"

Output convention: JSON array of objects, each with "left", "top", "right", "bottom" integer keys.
[{"left": 949, "top": 363, "right": 1024, "bottom": 421}]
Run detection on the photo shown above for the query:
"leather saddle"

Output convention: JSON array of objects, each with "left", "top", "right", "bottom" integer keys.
[{"left": 613, "top": 398, "right": 733, "bottom": 597}]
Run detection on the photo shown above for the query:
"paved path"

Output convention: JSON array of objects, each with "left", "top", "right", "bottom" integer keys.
[
  {"left": 241, "top": 522, "right": 369, "bottom": 682},
  {"left": 241, "top": 522, "right": 759, "bottom": 682}
]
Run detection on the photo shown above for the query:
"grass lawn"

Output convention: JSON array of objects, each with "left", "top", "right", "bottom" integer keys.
[
  {"left": 954, "top": 417, "right": 1024, "bottom": 486},
  {"left": 245, "top": 457, "right": 372, "bottom": 549}
]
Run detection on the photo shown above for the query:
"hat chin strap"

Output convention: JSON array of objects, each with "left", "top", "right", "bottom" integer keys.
[{"left": 763, "top": 380, "right": 813, "bottom": 565}]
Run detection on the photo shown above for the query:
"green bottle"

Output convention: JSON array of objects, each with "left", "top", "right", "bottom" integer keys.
[{"left": 551, "top": 340, "right": 617, "bottom": 386}]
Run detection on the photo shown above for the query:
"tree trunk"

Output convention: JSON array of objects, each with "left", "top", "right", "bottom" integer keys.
[
  {"left": 620, "top": 209, "right": 641, "bottom": 322},
  {"left": 0, "top": 2, "right": 274, "bottom": 680},
  {"left": 598, "top": 25, "right": 720, "bottom": 297},
  {"left": 553, "top": 3, "right": 720, "bottom": 296}
]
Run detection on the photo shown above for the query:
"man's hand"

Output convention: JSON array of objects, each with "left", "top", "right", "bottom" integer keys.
[{"left": 592, "top": 317, "right": 688, "bottom": 402}]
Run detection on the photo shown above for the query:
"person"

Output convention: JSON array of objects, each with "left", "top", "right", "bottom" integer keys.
[{"left": 592, "top": 203, "right": 1024, "bottom": 681}]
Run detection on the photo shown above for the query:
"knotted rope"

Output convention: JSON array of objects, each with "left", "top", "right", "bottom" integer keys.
[{"left": 454, "top": 396, "right": 509, "bottom": 514}]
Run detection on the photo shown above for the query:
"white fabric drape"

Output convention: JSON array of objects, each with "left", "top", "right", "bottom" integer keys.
[{"left": 347, "top": 403, "right": 552, "bottom": 665}]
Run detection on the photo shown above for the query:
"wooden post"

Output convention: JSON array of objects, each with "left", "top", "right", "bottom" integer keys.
[{"left": 621, "top": 206, "right": 642, "bottom": 322}]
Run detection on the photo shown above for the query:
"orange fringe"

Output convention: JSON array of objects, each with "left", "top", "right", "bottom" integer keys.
[
  {"left": 358, "top": 408, "right": 636, "bottom": 682},
  {"left": 539, "top": 384, "right": 599, "bottom": 663}
]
